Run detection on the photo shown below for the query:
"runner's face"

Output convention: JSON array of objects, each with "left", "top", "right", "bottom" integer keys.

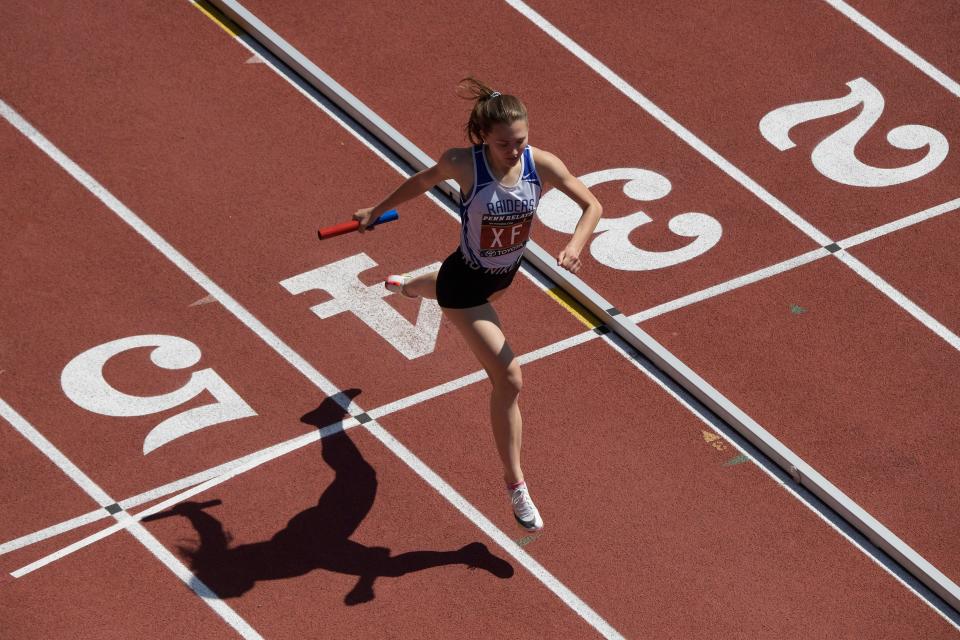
[{"left": 483, "top": 120, "right": 529, "bottom": 170}]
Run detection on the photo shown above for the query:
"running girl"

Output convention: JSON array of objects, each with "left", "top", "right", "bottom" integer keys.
[{"left": 353, "top": 77, "right": 602, "bottom": 531}]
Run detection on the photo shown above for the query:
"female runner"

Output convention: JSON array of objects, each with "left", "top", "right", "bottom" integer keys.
[{"left": 353, "top": 77, "right": 602, "bottom": 531}]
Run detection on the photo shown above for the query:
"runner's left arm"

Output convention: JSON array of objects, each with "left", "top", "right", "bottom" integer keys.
[{"left": 535, "top": 150, "right": 603, "bottom": 274}]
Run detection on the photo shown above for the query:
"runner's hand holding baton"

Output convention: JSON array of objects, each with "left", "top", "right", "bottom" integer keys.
[{"left": 317, "top": 209, "right": 398, "bottom": 239}]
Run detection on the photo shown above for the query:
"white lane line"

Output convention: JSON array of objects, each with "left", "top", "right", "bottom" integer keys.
[
  {"left": 631, "top": 249, "right": 829, "bottom": 323},
  {"left": 0, "top": 510, "right": 108, "bottom": 556},
  {"left": 835, "top": 251, "right": 960, "bottom": 350},
  {"left": 366, "top": 421, "right": 625, "bottom": 639},
  {"left": 3, "top": 92, "right": 624, "bottom": 638},
  {"left": 824, "top": 0, "right": 960, "bottom": 100},
  {"left": 369, "top": 330, "right": 596, "bottom": 419},
  {"left": 10, "top": 422, "right": 342, "bottom": 578},
  {"left": 0, "top": 397, "right": 264, "bottom": 640},
  {"left": 1, "top": 430, "right": 338, "bottom": 556},
  {"left": 630, "top": 197, "right": 960, "bottom": 324},
  {"left": 0, "top": 402, "right": 114, "bottom": 506},
  {"left": 840, "top": 197, "right": 960, "bottom": 250},
  {"left": 503, "top": 0, "right": 832, "bottom": 246}
]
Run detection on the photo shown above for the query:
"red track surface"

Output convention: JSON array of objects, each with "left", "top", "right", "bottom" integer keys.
[
  {"left": 844, "top": 0, "right": 960, "bottom": 82},
  {"left": 2, "top": 1, "right": 959, "bottom": 638}
]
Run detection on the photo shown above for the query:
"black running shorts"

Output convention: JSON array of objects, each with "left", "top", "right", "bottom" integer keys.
[{"left": 435, "top": 250, "right": 521, "bottom": 309}]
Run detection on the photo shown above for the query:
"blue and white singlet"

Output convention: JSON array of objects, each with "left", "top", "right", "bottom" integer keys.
[{"left": 458, "top": 144, "right": 542, "bottom": 273}]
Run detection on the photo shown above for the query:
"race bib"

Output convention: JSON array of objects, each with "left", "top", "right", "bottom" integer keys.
[{"left": 480, "top": 213, "right": 533, "bottom": 257}]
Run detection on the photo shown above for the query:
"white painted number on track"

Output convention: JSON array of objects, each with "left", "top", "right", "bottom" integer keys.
[
  {"left": 760, "top": 77, "right": 949, "bottom": 187},
  {"left": 538, "top": 168, "right": 722, "bottom": 271},
  {"left": 61, "top": 335, "right": 257, "bottom": 454},
  {"left": 280, "top": 254, "right": 443, "bottom": 359}
]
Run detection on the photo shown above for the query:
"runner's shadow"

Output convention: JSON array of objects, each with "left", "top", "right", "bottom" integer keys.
[{"left": 144, "top": 389, "right": 513, "bottom": 604}]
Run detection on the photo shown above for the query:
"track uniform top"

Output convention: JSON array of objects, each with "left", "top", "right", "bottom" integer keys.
[{"left": 459, "top": 144, "right": 542, "bottom": 273}]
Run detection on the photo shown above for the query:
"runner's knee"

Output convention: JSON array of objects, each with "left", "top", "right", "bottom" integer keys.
[{"left": 490, "top": 360, "right": 522, "bottom": 396}]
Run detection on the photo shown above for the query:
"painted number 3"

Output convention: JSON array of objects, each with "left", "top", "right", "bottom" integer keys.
[
  {"left": 760, "top": 77, "right": 949, "bottom": 187},
  {"left": 61, "top": 335, "right": 256, "bottom": 454},
  {"left": 538, "top": 168, "right": 723, "bottom": 271}
]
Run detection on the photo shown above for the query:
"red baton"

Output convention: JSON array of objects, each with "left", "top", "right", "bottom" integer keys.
[{"left": 318, "top": 209, "right": 399, "bottom": 240}]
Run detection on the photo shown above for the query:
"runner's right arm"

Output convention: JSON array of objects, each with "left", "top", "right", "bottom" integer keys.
[{"left": 352, "top": 148, "right": 470, "bottom": 233}]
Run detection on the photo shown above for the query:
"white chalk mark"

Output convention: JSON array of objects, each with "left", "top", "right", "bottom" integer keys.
[{"left": 189, "top": 294, "right": 216, "bottom": 306}]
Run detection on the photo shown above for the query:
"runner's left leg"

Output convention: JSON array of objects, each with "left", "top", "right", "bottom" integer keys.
[{"left": 442, "top": 302, "right": 523, "bottom": 484}]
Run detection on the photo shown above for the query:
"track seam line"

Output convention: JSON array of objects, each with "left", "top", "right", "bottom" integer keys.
[
  {"left": 0, "top": 88, "right": 624, "bottom": 638},
  {"left": 823, "top": 0, "right": 960, "bottom": 100},
  {"left": 0, "top": 398, "right": 264, "bottom": 640}
]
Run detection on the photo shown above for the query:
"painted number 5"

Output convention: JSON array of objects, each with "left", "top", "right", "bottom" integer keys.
[
  {"left": 61, "top": 335, "right": 256, "bottom": 454},
  {"left": 538, "top": 168, "right": 722, "bottom": 271}
]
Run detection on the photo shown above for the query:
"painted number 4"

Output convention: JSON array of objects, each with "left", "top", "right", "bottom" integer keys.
[
  {"left": 760, "top": 77, "right": 949, "bottom": 187},
  {"left": 61, "top": 335, "right": 256, "bottom": 454}
]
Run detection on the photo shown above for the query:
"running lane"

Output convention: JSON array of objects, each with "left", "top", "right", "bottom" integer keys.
[
  {"left": 841, "top": 0, "right": 960, "bottom": 87},
  {"left": 0, "top": 0, "right": 586, "bottom": 414},
  {"left": 1, "top": 1, "right": 952, "bottom": 635},
  {"left": 379, "top": 336, "right": 956, "bottom": 637}
]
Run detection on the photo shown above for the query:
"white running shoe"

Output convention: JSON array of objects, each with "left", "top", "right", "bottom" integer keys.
[
  {"left": 385, "top": 274, "right": 417, "bottom": 298},
  {"left": 509, "top": 483, "right": 544, "bottom": 532}
]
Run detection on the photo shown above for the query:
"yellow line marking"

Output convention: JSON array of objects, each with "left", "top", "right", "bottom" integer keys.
[
  {"left": 191, "top": 0, "right": 241, "bottom": 37},
  {"left": 545, "top": 286, "right": 602, "bottom": 330}
]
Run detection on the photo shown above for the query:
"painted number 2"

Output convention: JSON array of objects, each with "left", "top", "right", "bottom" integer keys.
[
  {"left": 61, "top": 335, "right": 256, "bottom": 454},
  {"left": 760, "top": 77, "right": 949, "bottom": 187},
  {"left": 538, "top": 168, "right": 722, "bottom": 271}
]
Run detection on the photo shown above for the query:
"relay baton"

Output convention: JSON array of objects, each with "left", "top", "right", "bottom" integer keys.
[{"left": 317, "top": 209, "right": 399, "bottom": 240}]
